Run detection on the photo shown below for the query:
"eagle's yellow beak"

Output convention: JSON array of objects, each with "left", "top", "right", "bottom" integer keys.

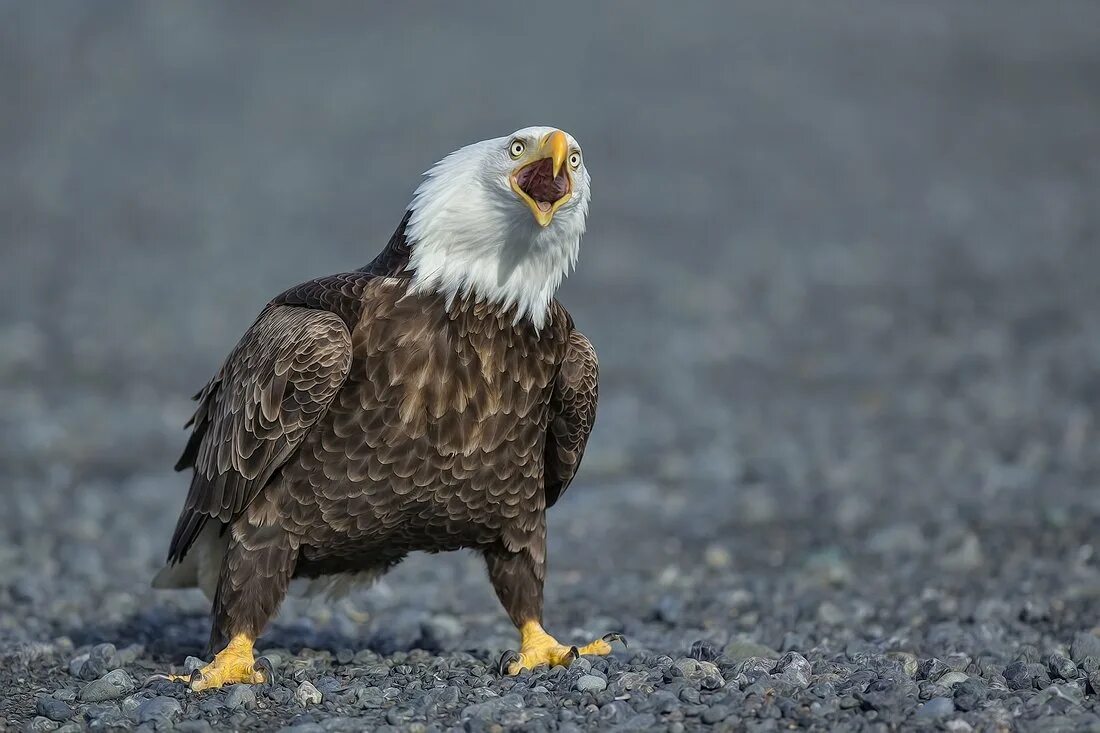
[
  {"left": 546, "top": 129, "right": 568, "bottom": 179},
  {"left": 510, "top": 130, "right": 573, "bottom": 227}
]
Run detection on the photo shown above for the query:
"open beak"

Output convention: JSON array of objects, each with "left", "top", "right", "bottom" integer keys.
[{"left": 510, "top": 130, "right": 573, "bottom": 227}]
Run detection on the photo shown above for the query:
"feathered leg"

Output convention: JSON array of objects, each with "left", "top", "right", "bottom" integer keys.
[
  {"left": 154, "top": 516, "right": 297, "bottom": 691},
  {"left": 485, "top": 543, "right": 625, "bottom": 676}
]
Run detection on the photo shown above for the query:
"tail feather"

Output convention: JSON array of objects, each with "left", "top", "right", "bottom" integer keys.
[{"left": 151, "top": 521, "right": 226, "bottom": 602}]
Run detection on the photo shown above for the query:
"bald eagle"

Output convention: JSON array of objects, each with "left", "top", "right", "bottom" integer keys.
[{"left": 151, "top": 127, "right": 621, "bottom": 690}]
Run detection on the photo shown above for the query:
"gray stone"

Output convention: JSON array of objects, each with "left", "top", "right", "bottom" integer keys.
[
  {"left": 672, "top": 658, "right": 699, "bottom": 677},
  {"left": 83, "top": 703, "right": 127, "bottom": 729},
  {"left": 1037, "top": 682, "right": 1085, "bottom": 706},
  {"left": 79, "top": 670, "right": 135, "bottom": 702},
  {"left": 938, "top": 671, "right": 970, "bottom": 688},
  {"left": 1002, "top": 660, "right": 1049, "bottom": 690},
  {"left": 67, "top": 653, "right": 89, "bottom": 679},
  {"left": 775, "top": 652, "right": 812, "bottom": 688},
  {"left": 136, "top": 696, "right": 182, "bottom": 725},
  {"left": 952, "top": 679, "right": 989, "bottom": 712},
  {"left": 701, "top": 705, "right": 731, "bottom": 724},
  {"left": 295, "top": 680, "right": 323, "bottom": 706},
  {"left": 26, "top": 716, "right": 59, "bottom": 732},
  {"left": 888, "top": 652, "right": 919, "bottom": 679},
  {"left": 575, "top": 674, "right": 607, "bottom": 693},
  {"left": 1049, "top": 653, "right": 1078, "bottom": 680},
  {"left": 266, "top": 685, "right": 295, "bottom": 705},
  {"left": 917, "top": 658, "right": 951, "bottom": 681},
  {"left": 353, "top": 686, "right": 386, "bottom": 708},
  {"left": 462, "top": 693, "right": 525, "bottom": 721},
  {"left": 79, "top": 644, "right": 118, "bottom": 680},
  {"left": 184, "top": 656, "right": 206, "bottom": 672},
  {"left": 36, "top": 697, "right": 73, "bottom": 722},
  {"left": 119, "top": 693, "right": 145, "bottom": 718},
  {"left": 258, "top": 651, "right": 284, "bottom": 671},
  {"left": 225, "top": 684, "right": 257, "bottom": 710},
  {"left": 52, "top": 689, "right": 77, "bottom": 703},
  {"left": 688, "top": 639, "right": 721, "bottom": 662}
]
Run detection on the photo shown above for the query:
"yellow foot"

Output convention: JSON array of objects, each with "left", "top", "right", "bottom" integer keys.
[
  {"left": 147, "top": 633, "right": 271, "bottom": 692},
  {"left": 498, "top": 621, "right": 626, "bottom": 675}
]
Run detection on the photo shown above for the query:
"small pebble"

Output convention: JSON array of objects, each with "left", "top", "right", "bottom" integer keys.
[
  {"left": 79, "top": 670, "right": 134, "bottom": 702},
  {"left": 1048, "top": 653, "right": 1078, "bottom": 680},
  {"left": 937, "top": 671, "right": 970, "bottom": 688},
  {"left": 225, "top": 684, "right": 257, "bottom": 710},
  {"left": 136, "top": 696, "right": 182, "bottom": 725},
  {"left": 36, "top": 697, "right": 73, "bottom": 722},
  {"left": 296, "top": 680, "right": 323, "bottom": 706},
  {"left": 576, "top": 674, "right": 608, "bottom": 693}
]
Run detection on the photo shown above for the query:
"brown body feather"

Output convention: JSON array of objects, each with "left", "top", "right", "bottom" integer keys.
[{"left": 166, "top": 219, "right": 598, "bottom": 648}]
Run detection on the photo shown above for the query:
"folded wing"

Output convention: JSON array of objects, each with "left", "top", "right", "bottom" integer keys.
[
  {"left": 167, "top": 305, "right": 353, "bottom": 563},
  {"left": 544, "top": 329, "right": 599, "bottom": 508}
]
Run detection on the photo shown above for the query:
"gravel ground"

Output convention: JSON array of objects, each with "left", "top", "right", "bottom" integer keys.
[{"left": 3, "top": 3, "right": 1100, "bottom": 731}]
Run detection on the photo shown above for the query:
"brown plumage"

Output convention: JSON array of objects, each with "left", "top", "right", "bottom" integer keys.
[
  {"left": 154, "top": 126, "right": 612, "bottom": 685},
  {"left": 161, "top": 216, "right": 597, "bottom": 651}
]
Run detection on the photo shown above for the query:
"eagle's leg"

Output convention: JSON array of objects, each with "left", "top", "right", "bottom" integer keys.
[
  {"left": 485, "top": 547, "right": 625, "bottom": 675},
  {"left": 160, "top": 633, "right": 267, "bottom": 691},
  {"left": 154, "top": 517, "right": 296, "bottom": 691}
]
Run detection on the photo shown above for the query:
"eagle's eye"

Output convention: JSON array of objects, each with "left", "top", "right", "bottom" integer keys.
[
  {"left": 509, "top": 140, "right": 526, "bottom": 158},
  {"left": 569, "top": 151, "right": 581, "bottom": 169}
]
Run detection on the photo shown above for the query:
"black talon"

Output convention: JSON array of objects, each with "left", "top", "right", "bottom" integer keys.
[
  {"left": 255, "top": 656, "right": 275, "bottom": 688},
  {"left": 497, "top": 649, "right": 521, "bottom": 676},
  {"left": 567, "top": 646, "right": 580, "bottom": 662},
  {"left": 188, "top": 669, "right": 204, "bottom": 689},
  {"left": 602, "top": 632, "right": 627, "bottom": 648}
]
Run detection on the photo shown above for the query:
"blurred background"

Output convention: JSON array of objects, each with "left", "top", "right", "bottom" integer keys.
[{"left": 2, "top": 0, "right": 1100, "bottom": 720}]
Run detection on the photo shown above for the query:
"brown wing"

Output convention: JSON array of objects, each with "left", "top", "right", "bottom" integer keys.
[
  {"left": 544, "top": 329, "right": 599, "bottom": 508},
  {"left": 167, "top": 304, "right": 353, "bottom": 563}
]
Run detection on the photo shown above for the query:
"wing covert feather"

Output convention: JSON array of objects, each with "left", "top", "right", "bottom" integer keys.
[
  {"left": 168, "top": 305, "right": 352, "bottom": 562},
  {"left": 544, "top": 329, "right": 598, "bottom": 508}
]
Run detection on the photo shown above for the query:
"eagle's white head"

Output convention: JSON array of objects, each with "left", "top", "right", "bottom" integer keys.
[{"left": 405, "top": 126, "right": 591, "bottom": 330}]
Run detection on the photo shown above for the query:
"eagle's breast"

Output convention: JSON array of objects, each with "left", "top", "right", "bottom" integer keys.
[{"left": 276, "top": 278, "right": 571, "bottom": 558}]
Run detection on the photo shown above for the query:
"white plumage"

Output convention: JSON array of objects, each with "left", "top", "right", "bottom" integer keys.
[{"left": 405, "top": 126, "right": 591, "bottom": 330}]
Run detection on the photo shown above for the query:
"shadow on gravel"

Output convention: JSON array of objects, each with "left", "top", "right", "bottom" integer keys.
[{"left": 60, "top": 605, "right": 467, "bottom": 665}]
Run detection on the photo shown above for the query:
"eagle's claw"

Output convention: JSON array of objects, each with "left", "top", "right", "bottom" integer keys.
[
  {"left": 254, "top": 656, "right": 275, "bottom": 688},
  {"left": 498, "top": 649, "right": 521, "bottom": 676},
  {"left": 188, "top": 669, "right": 204, "bottom": 689},
  {"left": 602, "top": 632, "right": 627, "bottom": 647},
  {"left": 500, "top": 623, "right": 623, "bottom": 675}
]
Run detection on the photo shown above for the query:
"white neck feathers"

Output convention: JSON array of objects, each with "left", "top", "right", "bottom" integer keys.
[{"left": 403, "top": 138, "right": 589, "bottom": 330}]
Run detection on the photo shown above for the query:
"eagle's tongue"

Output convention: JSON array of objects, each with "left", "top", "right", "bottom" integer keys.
[{"left": 517, "top": 157, "right": 568, "bottom": 210}]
